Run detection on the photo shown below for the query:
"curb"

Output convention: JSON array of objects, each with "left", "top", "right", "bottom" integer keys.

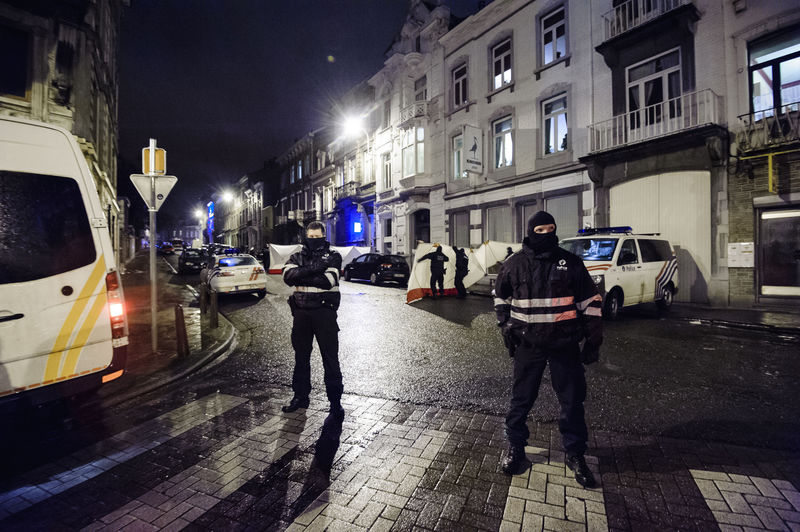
[{"left": 678, "top": 316, "right": 800, "bottom": 338}]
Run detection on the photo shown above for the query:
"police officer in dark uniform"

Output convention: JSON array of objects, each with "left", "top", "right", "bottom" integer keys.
[
  {"left": 282, "top": 222, "right": 345, "bottom": 419},
  {"left": 417, "top": 245, "right": 449, "bottom": 298},
  {"left": 453, "top": 247, "right": 469, "bottom": 298},
  {"left": 494, "top": 211, "right": 603, "bottom": 487}
]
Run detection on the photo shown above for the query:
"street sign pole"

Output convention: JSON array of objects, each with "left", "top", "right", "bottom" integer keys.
[{"left": 149, "top": 139, "right": 158, "bottom": 353}]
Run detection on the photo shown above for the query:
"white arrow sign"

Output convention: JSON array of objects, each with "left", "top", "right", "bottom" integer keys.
[{"left": 130, "top": 174, "right": 177, "bottom": 211}]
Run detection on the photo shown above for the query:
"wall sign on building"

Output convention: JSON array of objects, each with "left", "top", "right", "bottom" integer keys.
[{"left": 464, "top": 125, "right": 482, "bottom": 174}]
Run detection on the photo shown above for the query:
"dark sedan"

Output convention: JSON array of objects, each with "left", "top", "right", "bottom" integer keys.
[
  {"left": 177, "top": 248, "right": 208, "bottom": 274},
  {"left": 342, "top": 253, "right": 409, "bottom": 286}
]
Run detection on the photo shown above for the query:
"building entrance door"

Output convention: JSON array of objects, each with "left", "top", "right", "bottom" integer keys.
[
  {"left": 759, "top": 208, "right": 800, "bottom": 297},
  {"left": 412, "top": 209, "right": 430, "bottom": 245}
]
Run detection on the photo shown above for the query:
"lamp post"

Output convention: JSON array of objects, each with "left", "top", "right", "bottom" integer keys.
[{"left": 343, "top": 115, "right": 373, "bottom": 248}]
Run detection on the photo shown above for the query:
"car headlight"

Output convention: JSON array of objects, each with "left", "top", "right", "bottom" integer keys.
[{"left": 591, "top": 274, "right": 603, "bottom": 285}]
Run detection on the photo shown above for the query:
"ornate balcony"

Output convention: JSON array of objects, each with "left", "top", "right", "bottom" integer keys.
[
  {"left": 588, "top": 89, "right": 722, "bottom": 153},
  {"left": 400, "top": 100, "right": 428, "bottom": 123},
  {"left": 736, "top": 103, "right": 800, "bottom": 154},
  {"left": 602, "top": 0, "right": 691, "bottom": 41},
  {"left": 335, "top": 181, "right": 359, "bottom": 200}
]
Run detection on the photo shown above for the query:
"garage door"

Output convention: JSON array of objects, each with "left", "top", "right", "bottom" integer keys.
[{"left": 610, "top": 171, "right": 711, "bottom": 303}]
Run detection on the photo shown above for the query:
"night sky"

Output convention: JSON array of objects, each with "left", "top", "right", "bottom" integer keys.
[{"left": 118, "top": 0, "right": 479, "bottom": 221}]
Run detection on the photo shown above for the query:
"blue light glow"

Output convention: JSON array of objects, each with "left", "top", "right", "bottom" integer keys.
[{"left": 354, "top": 222, "right": 362, "bottom": 233}]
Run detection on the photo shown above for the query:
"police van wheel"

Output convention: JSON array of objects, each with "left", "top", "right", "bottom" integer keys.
[
  {"left": 656, "top": 285, "right": 674, "bottom": 310},
  {"left": 604, "top": 290, "right": 622, "bottom": 320}
]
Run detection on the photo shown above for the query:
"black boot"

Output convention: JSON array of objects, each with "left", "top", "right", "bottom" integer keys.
[
  {"left": 281, "top": 397, "right": 309, "bottom": 413},
  {"left": 566, "top": 454, "right": 596, "bottom": 488},
  {"left": 329, "top": 403, "right": 344, "bottom": 421},
  {"left": 501, "top": 444, "right": 526, "bottom": 475}
]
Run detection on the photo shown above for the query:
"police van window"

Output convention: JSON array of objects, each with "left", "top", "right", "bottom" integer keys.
[
  {"left": 638, "top": 239, "right": 671, "bottom": 262},
  {"left": 617, "top": 239, "right": 639, "bottom": 265},
  {"left": 560, "top": 238, "right": 618, "bottom": 261},
  {"left": 0, "top": 171, "right": 96, "bottom": 284}
]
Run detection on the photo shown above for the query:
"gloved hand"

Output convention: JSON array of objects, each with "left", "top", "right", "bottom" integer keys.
[
  {"left": 500, "top": 323, "right": 519, "bottom": 358},
  {"left": 580, "top": 344, "right": 600, "bottom": 365}
]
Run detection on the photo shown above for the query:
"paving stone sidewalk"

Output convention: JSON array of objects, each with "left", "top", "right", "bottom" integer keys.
[{"left": 2, "top": 386, "right": 798, "bottom": 531}]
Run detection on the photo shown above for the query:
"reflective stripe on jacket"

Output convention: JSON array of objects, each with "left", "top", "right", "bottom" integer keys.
[{"left": 283, "top": 243, "right": 342, "bottom": 310}]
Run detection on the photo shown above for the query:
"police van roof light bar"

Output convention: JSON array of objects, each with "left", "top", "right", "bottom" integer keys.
[{"left": 577, "top": 226, "right": 633, "bottom": 235}]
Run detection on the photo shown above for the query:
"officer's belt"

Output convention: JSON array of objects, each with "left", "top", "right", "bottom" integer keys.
[{"left": 294, "top": 286, "right": 339, "bottom": 293}]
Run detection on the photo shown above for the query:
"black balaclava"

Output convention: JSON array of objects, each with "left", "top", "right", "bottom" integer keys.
[
  {"left": 526, "top": 211, "right": 558, "bottom": 253},
  {"left": 305, "top": 235, "right": 326, "bottom": 252}
]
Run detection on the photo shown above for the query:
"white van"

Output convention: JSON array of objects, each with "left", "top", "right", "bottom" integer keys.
[
  {"left": 560, "top": 227, "right": 678, "bottom": 319},
  {"left": 0, "top": 116, "right": 128, "bottom": 407}
]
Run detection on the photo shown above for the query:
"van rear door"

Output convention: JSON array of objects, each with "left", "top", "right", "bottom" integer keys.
[{"left": 0, "top": 120, "right": 113, "bottom": 396}]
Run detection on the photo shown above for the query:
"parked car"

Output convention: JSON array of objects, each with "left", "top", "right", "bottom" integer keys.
[
  {"left": 560, "top": 227, "right": 678, "bottom": 319},
  {"left": 159, "top": 242, "right": 174, "bottom": 255},
  {"left": 342, "top": 253, "right": 409, "bottom": 286},
  {"left": 171, "top": 239, "right": 185, "bottom": 253},
  {"left": 201, "top": 254, "right": 266, "bottom": 299},
  {"left": 177, "top": 248, "right": 207, "bottom": 274}
]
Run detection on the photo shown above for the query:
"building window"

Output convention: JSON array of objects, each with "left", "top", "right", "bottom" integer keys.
[
  {"left": 545, "top": 194, "right": 578, "bottom": 239},
  {"left": 543, "top": 95, "right": 568, "bottom": 154},
  {"left": 347, "top": 157, "right": 356, "bottom": 183},
  {"left": 0, "top": 24, "right": 30, "bottom": 99},
  {"left": 453, "top": 64, "right": 468, "bottom": 108},
  {"left": 382, "top": 153, "right": 392, "bottom": 189},
  {"left": 492, "top": 39, "right": 513, "bottom": 90},
  {"left": 298, "top": 159, "right": 303, "bottom": 180},
  {"left": 290, "top": 164, "right": 296, "bottom": 184},
  {"left": 402, "top": 127, "right": 424, "bottom": 177},
  {"left": 451, "top": 211, "right": 469, "bottom": 248},
  {"left": 415, "top": 75, "right": 427, "bottom": 101},
  {"left": 363, "top": 151, "right": 373, "bottom": 183},
  {"left": 493, "top": 116, "right": 513, "bottom": 168},
  {"left": 336, "top": 165, "right": 344, "bottom": 187},
  {"left": 749, "top": 27, "right": 800, "bottom": 119},
  {"left": 382, "top": 100, "right": 391, "bottom": 129},
  {"left": 415, "top": 34, "right": 421, "bottom": 53},
  {"left": 486, "top": 205, "right": 512, "bottom": 242},
  {"left": 452, "top": 134, "right": 465, "bottom": 180},
  {"left": 542, "top": 8, "right": 566, "bottom": 66},
  {"left": 626, "top": 49, "right": 681, "bottom": 129}
]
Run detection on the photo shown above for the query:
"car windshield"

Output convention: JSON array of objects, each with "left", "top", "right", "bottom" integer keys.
[
  {"left": 560, "top": 238, "right": 618, "bottom": 261},
  {"left": 218, "top": 256, "right": 257, "bottom": 267}
]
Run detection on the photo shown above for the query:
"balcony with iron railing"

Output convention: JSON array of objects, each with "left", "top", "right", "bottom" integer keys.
[
  {"left": 588, "top": 88, "right": 722, "bottom": 153},
  {"left": 602, "top": 0, "right": 691, "bottom": 41},
  {"left": 736, "top": 102, "right": 800, "bottom": 153},
  {"left": 335, "top": 181, "right": 359, "bottom": 200},
  {"left": 400, "top": 100, "right": 429, "bottom": 123}
]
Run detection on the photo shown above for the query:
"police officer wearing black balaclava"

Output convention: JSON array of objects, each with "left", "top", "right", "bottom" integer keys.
[
  {"left": 282, "top": 221, "right": 345, "bottom": 419},
  {"left": 453, "top": 247, "right": 469, "bottom": 298},
  {"left": 493, "top": 211, "right": 603, "bottom": 487},
  {"left": 417, "top": 245, "right": 449, "bottom": 298}
]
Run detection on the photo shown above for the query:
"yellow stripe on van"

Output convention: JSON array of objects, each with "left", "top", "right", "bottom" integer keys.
[
  {"left": 60, "top": 291, "right": 108, "bottom": 378},
  {"left": 44, "top": 257, "right": 106, "bottom": 382}
]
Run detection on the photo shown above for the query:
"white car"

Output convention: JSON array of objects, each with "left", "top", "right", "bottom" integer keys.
[
  {"left": 560, "top": 227, "right": 678, "bottom": 319},
  {"left": 203, "top": 254, "right": 266, "bottom": 299}
]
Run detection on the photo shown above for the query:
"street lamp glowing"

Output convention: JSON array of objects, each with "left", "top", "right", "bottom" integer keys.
[
  {"left": 343, "top": 116, "right": 365, "bottom": 139},
  {"left": 194, "top": 209, "right": 203, "bottom": 219},
  {"left": 222, "top": 191, "right": 233, "bottom": 202}
]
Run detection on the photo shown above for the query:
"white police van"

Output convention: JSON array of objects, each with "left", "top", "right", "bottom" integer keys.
[
  {"left": 0, "top": 116, "right": 128, "bottom": 407},
  {"left": 560, "top": 227, "right": 678, "bottom": 319}
]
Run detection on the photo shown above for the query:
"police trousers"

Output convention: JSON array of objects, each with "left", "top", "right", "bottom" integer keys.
[
  {"left": 505, "top": 342, "right": 588, "bottom": 457},
  {"left": 290, "top": 306, "right": 343, "bottom": 405},
  {"left": 430, "top": 271, "right": 444, "bottom": 295}
]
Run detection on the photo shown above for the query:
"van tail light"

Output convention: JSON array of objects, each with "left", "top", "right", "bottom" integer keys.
[
  {"left": 106, "top": 271, "right": 128, "bottom": 340},
  {"left": 253, "top": 267, "right": 265, "bottom": 274}
]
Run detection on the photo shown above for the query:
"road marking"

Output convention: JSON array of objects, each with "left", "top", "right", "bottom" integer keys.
[
  {"left": 0, "top": 393, "right": 247, "bottom": 518},
  {"left": 690, "top": 469, "right": 799, "bottom": 530},
  {"left": 499, "top": 447, "right": 608, "bottom": 532},
  {"left": 81, "top": 404, "right": 327, "bottom": 530}
]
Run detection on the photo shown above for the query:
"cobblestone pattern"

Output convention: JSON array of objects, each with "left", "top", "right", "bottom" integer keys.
[
  {"left": 1, "top": 389, "right": 799, "bottom": 531},
  {"left": 690, "top": 469, "right": 800, "bottom": 530},
  {"left": 0, "top": 393, "right": 246, "bottom": 520}
]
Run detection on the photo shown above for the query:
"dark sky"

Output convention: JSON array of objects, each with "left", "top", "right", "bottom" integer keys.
[{"left": 118, "top": 0, "right": 479, "bottom": 220}]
